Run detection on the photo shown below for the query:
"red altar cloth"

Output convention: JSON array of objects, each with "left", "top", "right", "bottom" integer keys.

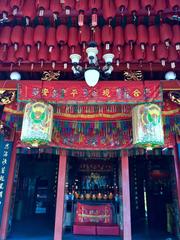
[{"left": 75, "top": 203, "right": 113, "bottom": 224}]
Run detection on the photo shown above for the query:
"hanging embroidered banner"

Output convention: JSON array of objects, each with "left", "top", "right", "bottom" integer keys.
[
  {"left": 0, "top": 136, "right": 13, "bottom": 225},
  {"left": 17, "top": 81, "right": 162, "bottom": 104}
]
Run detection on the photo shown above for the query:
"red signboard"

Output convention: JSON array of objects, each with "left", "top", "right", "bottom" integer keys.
[{"left": 17, "top": 81, "right": 162, "bottom": 104}]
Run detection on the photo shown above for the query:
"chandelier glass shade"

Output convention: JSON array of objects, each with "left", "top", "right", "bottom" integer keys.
[{"left": 70, "top": 42, "right": 114, "bottom": 87}]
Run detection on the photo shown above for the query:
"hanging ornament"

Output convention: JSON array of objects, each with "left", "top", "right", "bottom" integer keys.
[
  {"left": 21, "top": 101, "right": 53, "bottom": 147},
  {"left": 132, "top": 104, "right": 164, "bottom": 149}
]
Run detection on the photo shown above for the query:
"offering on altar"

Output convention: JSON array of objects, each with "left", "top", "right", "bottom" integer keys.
[
  {"left": 97, "top": 193, "right": 102, "bottom": 200},
  {"left": 132, "top": 103, "right": 164, "bottom": 149},
  {"left": 92, "top": 194, "right": 97, "bottom": 200},
  {"left": 21, "top": 101, "right": 53, "bottom": 147}
]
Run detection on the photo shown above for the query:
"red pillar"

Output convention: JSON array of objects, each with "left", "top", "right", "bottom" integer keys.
[
  {"left": 0, "top": 133, "right": 17, "bottom": 240},
  {"left": 173, "top": 139, "right": 180, "bottom": 211},
  {"left": 54, "top": 150, "right": 67, "bottom": 240},
  {"left": 121, "top": 149, "right": 132, "bottom": 240}
]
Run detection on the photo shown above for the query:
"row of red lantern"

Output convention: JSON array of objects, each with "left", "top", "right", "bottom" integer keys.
[
  {"left": 0, "top": 0, "right": 179, "bottom": 25},
  {"left": 0, "top": 43, "right": 178, "bottom": 70},
  {"left": 0, "top": 24, "right": 179, "bottom": 54}
]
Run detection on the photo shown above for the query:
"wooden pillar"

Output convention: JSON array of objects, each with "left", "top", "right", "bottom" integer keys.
[
  {"left": 54, "top": 150, "right": 67, "bottom": 240},
  {"left": 0, "top": 133, "right": 17, "bottom": 240},
  {"left": 121, "top": 149, "right": 132, "bottom": 240},
  {"left": 173, "top": 140, "right": 180, "bottom": 211}
]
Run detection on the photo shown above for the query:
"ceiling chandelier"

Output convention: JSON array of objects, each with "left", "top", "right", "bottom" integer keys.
[{"left": 70, "top": 42, "right": 114, "bottom": 87}]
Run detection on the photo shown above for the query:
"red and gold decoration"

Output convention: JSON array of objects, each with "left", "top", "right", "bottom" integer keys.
[
  {"left": 169, "top": 91, "right": 180, "bottom": 105},
  {"left": 17, "top": 81, "right": 162, "bottom": 104},
  {"left": 21, "top": 101, "right": 53, "bottom": 147},
  {"left": 75, "top": 203, "right": 113, "bottom": 224},
  {"left": 124, "top": 71, "right": 143, "bottom": 81},
  {"left": 0, "top": 90, "right": 16, "bottom": 105},
  {"left": 41, "top": 71, "right": 61, "bottom": 81},
  {"left": 132, "top": 104, "right": 164, "bottom": 149}
]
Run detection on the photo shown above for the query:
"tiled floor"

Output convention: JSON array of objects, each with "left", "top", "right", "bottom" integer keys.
[{"left": 8, "top": 218, "right": 177, "bottom": 240}]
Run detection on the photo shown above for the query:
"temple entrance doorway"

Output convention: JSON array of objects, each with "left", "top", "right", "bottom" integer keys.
[
  {"left": 130, "top": 153, "right": 177, "bottom": 239},
  {"left": 9, "top": 153, "right": 59, "bottom": 239}
]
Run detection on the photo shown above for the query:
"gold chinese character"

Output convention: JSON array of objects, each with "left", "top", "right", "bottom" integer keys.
[
  {"left": 133, "top": 89, "right": 141, "bottom": 97},
  {"left": 42, "top": 88, "right": 49, "bottom": 96},
  {"left": 0, "top": 175, "right": 4, "bottom": 182},
  {"left": 103, "top": 88, "right": 111, "bottom": 98},
  {"left": 71, "top": 89, "right": 78, "bottom": 97}
]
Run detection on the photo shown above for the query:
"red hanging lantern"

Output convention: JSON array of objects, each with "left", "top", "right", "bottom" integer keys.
[
  {"left": 169, "top": 0, "right": 179, "bottom": 11},
  {"left": 154, "top": 0, "right": 166, "bottom": 17},
  {"left": 22, "top": 0, "right": 36, "bottom": 25},
  {"left": 102, "top": 0, "right": 116, "bottom": 22},
  {"left": 49, "top": 45, "right": 60, "bottom": 69},
  {"left": 150, "top": 170, "right": 168, "bottom": 179},
  {"left": 125, "top": 24, "right": 137, "bottom": 49},
  {"left": 62, "top": 0, "right": 75, "bottom": 15},
  {"left": 46, "top": 27, "right": 56, "bottom": 52},
  {"left": 76, "top": 0, "right": 88, "bottom": 26},
  {"left": 92, "top": 27, "right": 101, "bottom": 46},
  {"left": 137, "top": 25, "right": 148, "bottom": 51},
  {"left": 6, "top": 46, "right": 17, "bottom": 70},
  {"left": 102, "top": 25, "right": 113, "bottom": 50},
  {"left": 79, "top": 25, "right": 91, "bottom": 49},
  {"left": 146, "top": 45, "right": 155, "bottom": 72},
  {"left": 141, "top": 0, "right": 155, "bottom": 15},
  {"left": 28, "top": 46, "right": 37, "bottom": 70},
  {"left": 146, "top": 45, "right": 155, "bottom": 62},
  {"left": 0, "top": 0, "right": 10, "bottom": 20},
  {"left": 114, "top": 26, "right": 125, "bottom": 52},
  {"left": 9, "top": 0, "right": 24, "bottom": 15},
  {"left": 157, "top": 43, "right": 168, "bottom": 66},
  {"left": 134, "top": 44, "right": 145, "bottom": 66},
  {"left": 148, "top": 25, "right": 160, "bottom": 51},
  {"left": 36, "top": 0, "right": 50, "bottom": 16},
  {"left": 68, "top": 27, "right": 79, "bottom": 51},
  {"left": 113, "top": 46, "right": 124, "bottom": 66},
  {"left": 15, "top": 45, "right": 27, "bottom": 66},
  {"left": 129, "top": 0, "right": 140, "bottom": 19},
  {"left": 124, "top": 44, "right": 133, "bottom": 69},
  {"left": 60, "top": 44, "right": 69, "bottom": 69},
  {"left": 160, "top": 24, "right": 173, "bottom": 47},
  {"left": 0, "top": 26, "right": 12, "bottom": 51},
  {"left": 0, "top": 46, "right": 7, "bottom": 63},
  {"left": 114, "top": 0, "right": 128, "bottom": 14},
  {"left": 11, "top": 26, "right": 23, "bottom": 51},
  {"left": 172, "top": 25, "right": 180, "bottom": 51},
  {"left": 38, "top": 45, "right": 48, "bottom": 68},
  {"left": 168, "top": 45, "right": 178, "bottom": 69},
  {"left": 89, "top": 0, "right": 102, "bottom": 27},
  {"left": 50, "top": 0, "right": 62, "bottom": 20},
  {"left": 23, "top": 27, "right": 34, "bottom": 52},
  {"left": 34, "top": 25, "right": 46, "bottom": 50},
  {"left": 56, "top": 25, "right": 68, "bottom": 46}
]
